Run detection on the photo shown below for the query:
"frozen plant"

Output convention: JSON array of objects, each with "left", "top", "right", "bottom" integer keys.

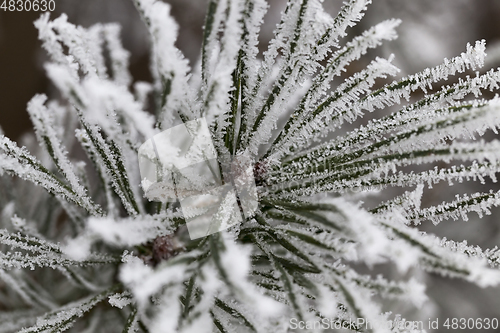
[{"left": 1, "top": 0, "right": 500, "bottom": 332}]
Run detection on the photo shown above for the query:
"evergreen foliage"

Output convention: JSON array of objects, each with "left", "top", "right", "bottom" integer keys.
[{"left": 1, "top": 0, "right": 500, "bottom": 332}]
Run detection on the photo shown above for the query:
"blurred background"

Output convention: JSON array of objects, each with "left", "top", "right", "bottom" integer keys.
[{"left": 1, "top": 0, "right": 500, "bottom": 331}]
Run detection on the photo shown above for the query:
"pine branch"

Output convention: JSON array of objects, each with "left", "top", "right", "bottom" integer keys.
[
  {"left": 18, "top": 285, "right": 120, "bottom": 333},
  {"left": 0, "top": 135, "right": 102, "bottom": 217}
]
